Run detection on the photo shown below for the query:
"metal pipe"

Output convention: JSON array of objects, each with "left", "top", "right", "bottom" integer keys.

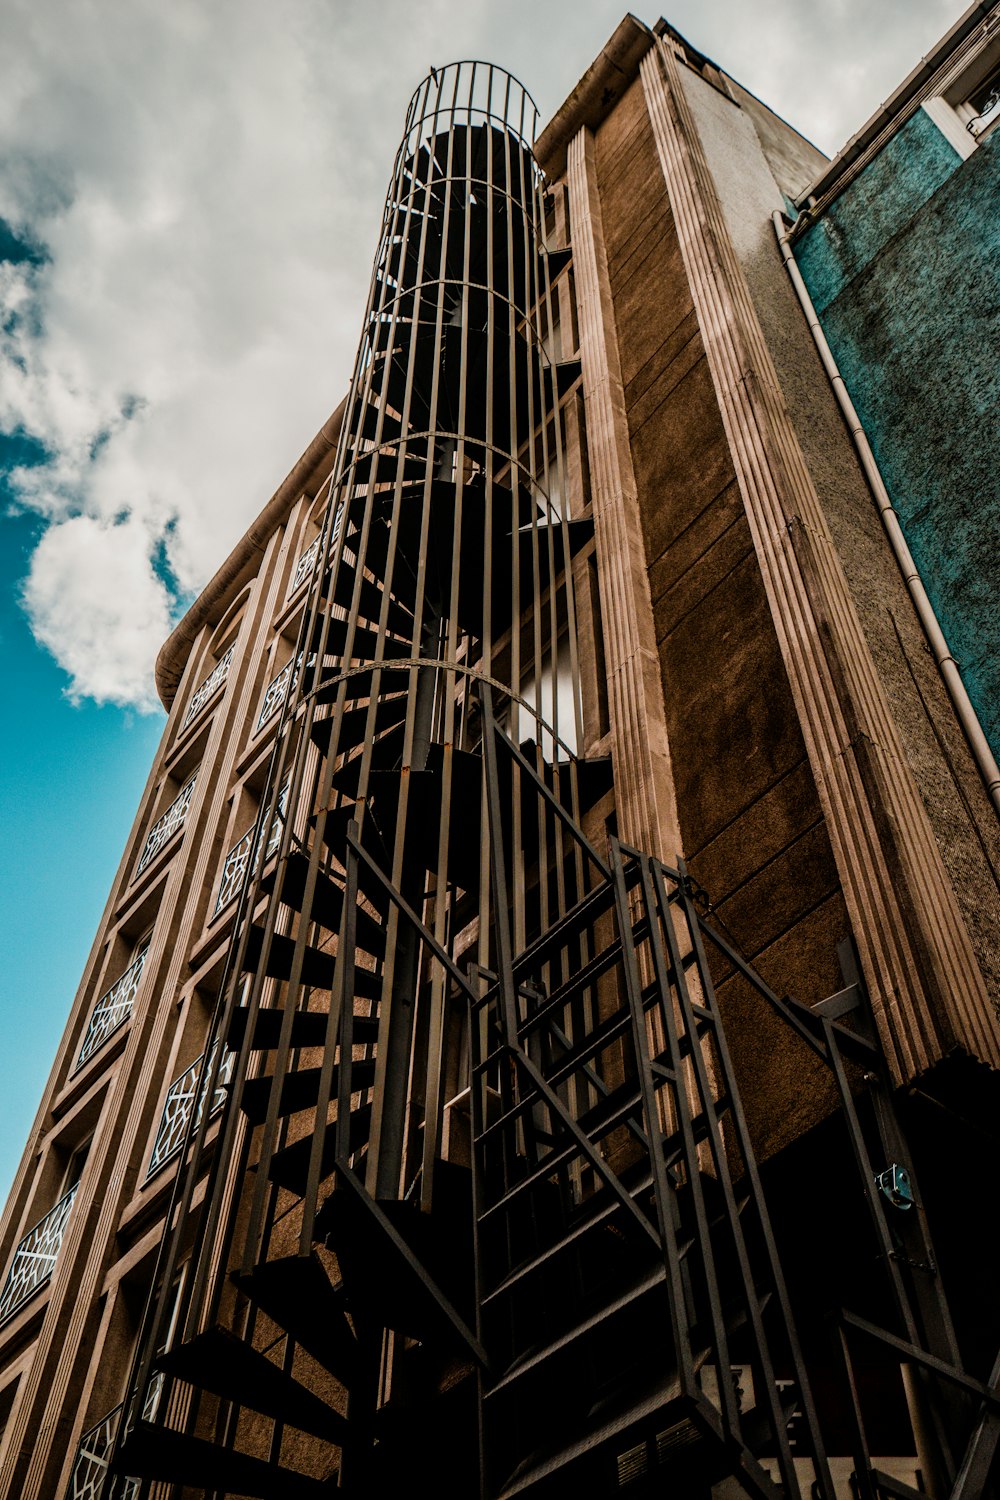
[{"left": 772, "top": 209, "right": 1000, "bottom": 818}]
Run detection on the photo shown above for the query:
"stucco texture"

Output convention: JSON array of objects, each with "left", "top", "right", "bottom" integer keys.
[{"left": 796, "top": 112, "right": 1000, "bottom": 754}]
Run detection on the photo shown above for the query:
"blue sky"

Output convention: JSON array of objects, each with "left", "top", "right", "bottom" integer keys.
[
  {"left": 0, "top": 0, "right": 966, "bottom": 1208},
  {"left": 1, "top": 501, "right": 163, "bottom": 1204}
]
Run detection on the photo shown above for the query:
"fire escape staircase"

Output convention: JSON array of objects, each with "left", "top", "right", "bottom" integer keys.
[{"left": 109, "top": 86, "right": 1000, "bottom": 1500}]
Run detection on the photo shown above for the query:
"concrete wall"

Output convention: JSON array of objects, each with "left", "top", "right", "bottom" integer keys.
[
  {"left": 591, "top": 74, "right": 847, "bottom": 1157},
  {"left": 684, "top": 58, "right": 1000, "bottom": 1033},
  {"left": 795, "top": 114, "right": 1000, "bottom": 754}
]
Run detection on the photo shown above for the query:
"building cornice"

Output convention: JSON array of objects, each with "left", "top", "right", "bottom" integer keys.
[
  {"left": 154, "top": 399, "right": 346, "bottom": 709},
  {"left": 794, "top": 0, "right": 1000, "bottom": 216},
  {"left": 535, "top": 15, "right": 655, "bottom": 178}
]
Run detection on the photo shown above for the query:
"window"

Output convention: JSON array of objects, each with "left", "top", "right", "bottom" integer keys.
[
  {"left": 134, "top": 772, "right": 197, "bottom": 879},
  {"left": 75, "top": 934, "right": 150, "bottom": 1070},
  {"left": 923, "top": 36, "right": 1000, "bottom": 158},
  {"left": 956, "top": 61, "right": 1000, "bottom": 138}
]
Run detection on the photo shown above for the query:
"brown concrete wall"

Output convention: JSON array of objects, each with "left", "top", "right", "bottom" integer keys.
[{"left": 591, "top": 75, "right": 847, "bottom": 1153}]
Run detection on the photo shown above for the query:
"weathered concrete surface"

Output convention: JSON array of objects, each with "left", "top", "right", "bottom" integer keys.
[
  {"left": 796, "top": 114, "right": 1000, "bottom": 756},
  {"left": 684, "top": 54, "right": 1000, "bottom": 1044},
  {"left": 593, "top": 73, "right": 846, "bottom": 1157}
]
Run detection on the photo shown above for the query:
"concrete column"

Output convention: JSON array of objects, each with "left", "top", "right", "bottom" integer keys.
[{"left": 566, "top": 125, "right": 682, "bottom": 865}]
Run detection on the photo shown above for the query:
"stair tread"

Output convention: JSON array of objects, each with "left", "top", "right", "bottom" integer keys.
[
  {"left": 229, "top": 1005, "right": 378, "bottom": 1054},
  {"left": 157, "top": 1325, "right": 349, "bottom": 1443},
  {"left": 116, "top": 1418, "right": 330, "bottom": 1500},
  {"left": 241, "top": 1057, "right": 377, "bottom": 1124},
  {"left": 228, "top": 1005, "right": 332, "bottom": 1053},
  {"left": 262, "top": 851, "right": 387, "bottom": 952},
  {"left": 310, "top": 692, "right": 410, "bottom": 760},
  {"left": 242, "top": 927, "right": 336, "bottom": 991},
  {"left": 235, "top": 1252, "right": 358, "bottom": 1385},
  {"left": 268, "top": 1103, "right": 373, "bottom": 1194}
]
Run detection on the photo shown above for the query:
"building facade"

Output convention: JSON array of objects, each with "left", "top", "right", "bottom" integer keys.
[
  {"left": 0, "top": 11, "right": 998, "bottom": 1499},
  {"left": 791, "top": 10, "right": 1000, "bottom": 761}
]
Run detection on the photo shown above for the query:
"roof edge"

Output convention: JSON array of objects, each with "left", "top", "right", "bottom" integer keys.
[
  {"left": 796, "top": 0, "right": 999, "bottom": 208},
  {"left": 535, "top": 14, "right": 655, "bottom": 178},
  {"left": 154, "top": 398, "right": 347, "bottom": 710}
]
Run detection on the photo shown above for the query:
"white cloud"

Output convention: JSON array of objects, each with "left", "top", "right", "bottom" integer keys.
[
  {"left": 0, "top": 0, "right": 971, "bottom": 709},
  {"left": 22, "top": 513, "right": 173, "bottom": 708}
]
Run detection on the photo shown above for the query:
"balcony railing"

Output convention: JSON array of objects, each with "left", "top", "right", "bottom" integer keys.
[
  {"left": 0, "top": 1181, "right": 79, "bottom": 1323},
  {"left": 134, "top": 773, "right": 197, "bottom": 879},
  {"left": 146, "top": 1042, "right": 235, "bottom": 1178},
  {"left": 256, "top": 653, "right": 303, "bottom": 732},
  {"left": 67, "top": 1402, "right": 135, "bottom": 1500},
  {"left": 288, "top": 503, "right": 344, "bottom": 596},
  {"left": 181, "top": 643, "right": 234, "bottom": 729},
  {"left": 289, "top": 534, "right": 321, "bottom": 594},
  {"left": 213, "top": 779, "right": 289, "bottom": 917},
  {"left": 66, "top": 1372, "right": 162, "bottom": 1500},
  {"left": 76, "top": 946, "right": 149, "bottom": 1069}
]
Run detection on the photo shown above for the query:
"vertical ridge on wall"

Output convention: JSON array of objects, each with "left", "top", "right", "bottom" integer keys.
[
  {"left": 566, "top": 126, "right": 680, "bottom": 864},
  {"left": 640, "top": 36, "right": 999, "bottom": 1077}
]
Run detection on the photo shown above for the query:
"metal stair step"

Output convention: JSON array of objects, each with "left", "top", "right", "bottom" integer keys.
[
  {"left": 309, "top": 691, "right": 410, "bottom": 760},
  {"left": 262, "top": 851, "right": 387, "bottom": 953},
  {"left": 314, "top": 664, "right": 413, "bottom": 706},
  {"left": 116, "top": 1418, "right": 330, "bottom": 1500},
  {"left": 322, "top": 561, "right": 415, "bottom": 638},
  {"left": 234, "top": 1251, "right": 358, "bottom": 1386},
  {"left": 227, "top": 1005, "right": 332, "bottom": 1053},
  {"left": 268, "top": 1103, "right": 373, "bottom": 1194},
  {"left": 311, "top": 615, "right": 411, "bottom": 666},
  {"left": 241, "top": 927, "right": 335, "bottom": 991},
  {"left": 241, "top": 1058, "right": 377, "bottom": 1125},
  {"left": 227, "top": 1005, "right": 378, "bottom": 1054},
  {"left": 327, "top": 721, "right": 407, "bottom": 799},
  {"left": 156, "top": 1324, "right": 349, "bottom": 1443}
]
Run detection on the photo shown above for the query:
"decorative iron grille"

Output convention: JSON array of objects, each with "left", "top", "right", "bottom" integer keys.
[
  {"left": 290, "top": 504, "right": 344, "bottom": 596},
  {"left": 67, "top": 1403, "right": 122, "bottom": 1500},
  {"left": 134, "top": 774, "right": 197, "bottom": 879},
  {"left": 255, "top": 654, "right": 299, "bottom": 732},
  {"left": 289, "top": 536, "right": 320, "bottom": 594},
  {"left": 0, "top": 1181, "right": 79, "bottom": 1323},
  {"left": 214, "top": 824, "right": 255, "bottom": 916},
  {"left": 213, "top": 779, "right": 289, "bottom": 916},
  {"left": 181, "top": 643, "right": 234, "bottom": 729},
  {"left": 146, "top": 1043, "right": 235, "bottom": 1179},
  {"left": 76, "top": 947, "right": 149, "bottom": 1069},
  {"left": 66, "top": 1401, "right": 145, "bottom": 1500}
]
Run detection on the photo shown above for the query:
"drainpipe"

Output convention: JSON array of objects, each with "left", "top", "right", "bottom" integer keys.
[{"left": 772, "top": 210, "right": 1000, "bottom": 819}]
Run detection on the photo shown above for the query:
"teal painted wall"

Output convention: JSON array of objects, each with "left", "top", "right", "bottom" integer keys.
[{"left": 796, "top": 109, "right": 1000, "bottom": 754}]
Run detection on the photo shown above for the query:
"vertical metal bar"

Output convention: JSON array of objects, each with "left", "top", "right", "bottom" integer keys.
[
  {"left": 634, "top": 851, "right": 738, "bottom": 1424},
  {"left": 609, "top": 840, "right": 697, "bottom": 1400},
  {"left": 669, "top": 860, "right": 836, "bottom": 1500},
  {"left": 481, "top": 686, "right": 518, "bottom": 1046}
]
